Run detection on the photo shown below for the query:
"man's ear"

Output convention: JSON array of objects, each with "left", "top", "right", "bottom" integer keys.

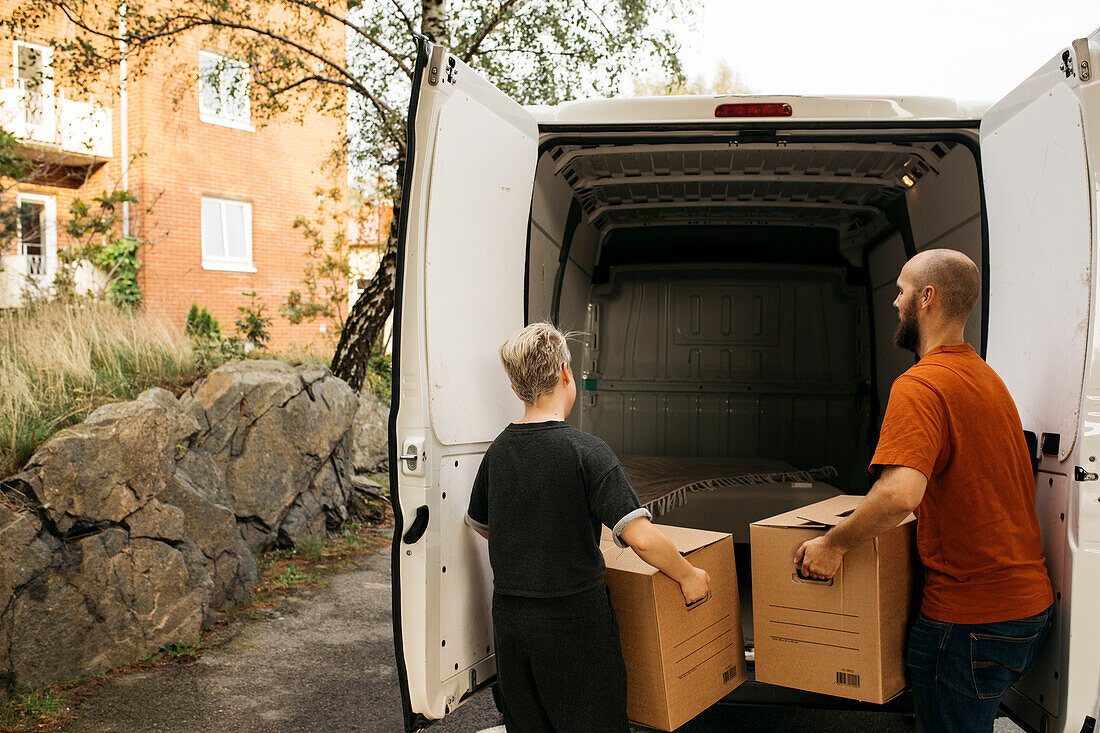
[
  {"left": 560, "top": 362, "right": 571, "bottom": 385},
  {"left": 921, "top": 285, "right": 935, "bottom": 309}
]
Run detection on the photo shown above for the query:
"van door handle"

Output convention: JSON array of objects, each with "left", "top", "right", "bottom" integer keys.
[{"left": 402, "top": 505, "right": 430, "bottom": 544}]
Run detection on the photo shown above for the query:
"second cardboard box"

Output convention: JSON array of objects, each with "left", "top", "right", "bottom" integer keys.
[{"left": 750, "top": 494, "right": 917, "bottom": 704}]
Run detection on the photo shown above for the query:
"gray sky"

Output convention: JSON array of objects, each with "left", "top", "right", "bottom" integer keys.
[{"left": 675, "top": 1, "right": 1100, "bottom": 104}]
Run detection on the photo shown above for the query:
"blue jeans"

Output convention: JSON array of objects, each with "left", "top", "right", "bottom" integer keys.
[{"left": 906, "top": 605, "right": 1053, "bottom": 733}]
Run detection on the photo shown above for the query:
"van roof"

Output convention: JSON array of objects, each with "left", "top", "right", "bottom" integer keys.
[{"left": 529, "top": 94, "right": 989, "bottom": 125}]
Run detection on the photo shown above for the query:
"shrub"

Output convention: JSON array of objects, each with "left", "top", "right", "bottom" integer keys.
[
  {"left": 185, "top": 304, "right": 222, "bottom": 340},
  {"left": 235, "top": 291, "right": 272, "bottom": 350}
]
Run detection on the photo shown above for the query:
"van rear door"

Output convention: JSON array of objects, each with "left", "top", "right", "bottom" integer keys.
[
  {"left": 981, "top": 28, "right": 1100, "bottom": 733},
  {"left": 390, "top": 39, "right": 537, "bottom": 732}
]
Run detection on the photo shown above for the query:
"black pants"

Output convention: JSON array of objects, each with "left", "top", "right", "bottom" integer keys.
[{"left": 492, "top": 585, "right": 629, "bottom": 733}]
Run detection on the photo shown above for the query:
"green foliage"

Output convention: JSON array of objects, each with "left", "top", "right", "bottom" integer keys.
[
  {"left": 185, "top": 304, "right": 222, "bottom": 340},
  {"left": 280, "top": 187, "right": 355, "bottom": 340},
  {"left": 0, "top": 690, "right": 66, "bottom": 730},
  {"left": 360, "top": 352, "right": 392, "bottom": 400},
  {"left": 33, "top": 189, "right": 145, "bottom": 307},
  {"left": 273, "top": 564, "right": 308, "bottom": 589},
  {"left": 235, "top": 291, "right": 273, "bottom": 350},
  {"left": 294, "top": 538, "right": 325, "bottom": 561},
  {"left": 160, "top": 641, "right": 202, "bottom": 658},
  {"left": 92, "top": 236, "right": 142, "bottom": 308},
  {"left": 0, "top": 132, "right": 32, "bottom": 256}
]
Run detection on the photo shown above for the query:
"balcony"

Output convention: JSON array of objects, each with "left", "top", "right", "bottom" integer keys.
[
  {"left": 0, "top": 79, "right": 112, "bottom": 187},
  {"left": 0, "top": 252, "right": 48, "bottom": 308}
]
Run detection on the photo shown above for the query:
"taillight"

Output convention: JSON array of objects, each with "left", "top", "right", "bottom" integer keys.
[{"left": 714, "top": 102, "right": 793, "bottom": 118}]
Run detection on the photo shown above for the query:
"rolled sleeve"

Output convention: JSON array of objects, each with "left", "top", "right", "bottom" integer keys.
[
  {"left": 464, "top": 513, "right": 489, "bottom": 533},
  {"left": 612, "top": 507, "right": 652, "bottom": 548}
]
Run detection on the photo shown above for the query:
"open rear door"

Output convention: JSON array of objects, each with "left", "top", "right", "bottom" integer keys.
[
  {"left": 390, "top": 38, "right": 537, "bottom": 732},
  {"left": 982, "top": 29, "right": 1100, "bottom": 733}
]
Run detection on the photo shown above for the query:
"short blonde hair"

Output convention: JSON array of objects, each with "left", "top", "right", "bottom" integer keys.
[{"left": 499, "top": 322, "right": 572, "bottom": 404}]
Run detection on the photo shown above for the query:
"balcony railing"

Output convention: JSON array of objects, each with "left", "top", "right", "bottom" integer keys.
[
  {"left": 26, "top": 253, "right": 45, "bottom": 275},
  {"left": 0, "top": 80, "right": 112, "bottom": 158}
]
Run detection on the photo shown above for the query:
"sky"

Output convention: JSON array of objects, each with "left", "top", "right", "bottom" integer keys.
[{"left": 673, "top": 1, "right": 1100, "bottom": 104}]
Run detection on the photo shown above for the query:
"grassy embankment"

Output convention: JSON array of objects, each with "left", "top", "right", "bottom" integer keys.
[{"left": 0, "top": 301, "right": 343, "bottom": 478}]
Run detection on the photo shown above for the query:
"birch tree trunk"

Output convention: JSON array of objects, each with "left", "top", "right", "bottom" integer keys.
[
  {"left": 331, "top": 1, "right": 450, "bottom": 392},
  {"left": 331, "top": 158, "right": 403, "bottom": 392},
  {"left": 421, "top": 0, "right": 448, "bottom": 44}
]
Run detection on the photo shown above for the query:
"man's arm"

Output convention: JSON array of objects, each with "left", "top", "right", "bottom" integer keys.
[
  {"left": 795, "top": 465, "right": 926, "bottom": 579},
  {"left": 619, "top": 517, "right": 710, "bottom": 603}
]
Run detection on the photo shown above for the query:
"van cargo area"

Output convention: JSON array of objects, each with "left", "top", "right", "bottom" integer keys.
[{"left": 525, "top": 131, "right": 984, "bottom": 684}]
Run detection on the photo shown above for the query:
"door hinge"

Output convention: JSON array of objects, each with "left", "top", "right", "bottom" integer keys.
[
  {"left": 428, "top": 45, "right": 444, "bottom": 86},
  {"left": 1072, "top": 38, "right": 1092, "bottom": 82},
  {"left": 1074, "top": 466, "right": 1098, "bottom": 482}
]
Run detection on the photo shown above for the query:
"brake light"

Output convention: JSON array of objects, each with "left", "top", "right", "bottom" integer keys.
[{"left": 715, "top": 102, "right": 793, "bottom": 118}]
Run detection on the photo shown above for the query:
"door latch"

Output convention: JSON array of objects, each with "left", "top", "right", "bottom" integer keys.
[
  {"left": 400, "top": 437, "right": 426, "bottom": 476},
  {"left": 1074, "top": 466, "right": 1098, "bottom": 482}
]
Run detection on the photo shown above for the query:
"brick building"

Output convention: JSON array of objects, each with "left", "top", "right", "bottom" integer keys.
[{"left": 0, "top": 5, "right": 347, "bottom": 350}]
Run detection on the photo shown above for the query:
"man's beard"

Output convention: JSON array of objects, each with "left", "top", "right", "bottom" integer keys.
[{"left": 893, "top": 298, "right": 920, "bottom": 353}]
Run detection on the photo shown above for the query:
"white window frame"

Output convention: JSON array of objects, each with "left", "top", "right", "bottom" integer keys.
[
  {"left": 12, "top": 40, "right": 55, "bottom": 141},
  {"left": 198, "top": 49, "right": 252, "bottom": 131},
  {"left": 16, "top": 192, "right": 56, "bottom": 277},
  {"left": 201, "top": 195, "right": 255, "bottom": 273}
]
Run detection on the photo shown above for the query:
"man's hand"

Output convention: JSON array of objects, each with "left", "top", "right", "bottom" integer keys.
[
  {"left": 679, "top": 566, "right": 711, "bottom": 604},
  {"left": 795, "top": 535, "right": 845, "bottom": 580}
]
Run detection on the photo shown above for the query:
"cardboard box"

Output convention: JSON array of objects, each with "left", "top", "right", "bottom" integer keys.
[
  {"left": 600, "top": 525, "right": 747, "bottom": 731},
  {"left": 750, "top": 494, "right": 916, "bottom": 703}
]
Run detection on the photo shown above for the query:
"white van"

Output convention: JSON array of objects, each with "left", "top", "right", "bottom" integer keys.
[{"left": 389, "top": 29, "right": 1100, "bottom": 733}]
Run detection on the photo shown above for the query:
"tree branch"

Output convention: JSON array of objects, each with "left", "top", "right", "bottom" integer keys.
[
  {"left": 460, "top": 0, "right": 531, "bottom": 63},
  {"left": 284, "top": 0, "right": 413, "bottom": 78},
  {"left": 389, "top": 0, "right": 416, "bottom": 37},
  {"left": 47, "top": 4, "right": 390, "bottom": 121},
  {"left": 580, "top": 0, "right": 613, "bottom": 37}
]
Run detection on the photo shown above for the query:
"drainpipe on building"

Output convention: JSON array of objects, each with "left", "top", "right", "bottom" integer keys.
[{"left": 119, "top": 2, "right": 129, "bottom": 238}]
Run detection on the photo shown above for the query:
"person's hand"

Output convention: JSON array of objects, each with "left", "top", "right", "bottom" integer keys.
[
  {"left": 679, "top": 566, "right": 711, "bottom": 604},
  {"left": 795, "top": 536, "right": 845, "bottom": 580}
]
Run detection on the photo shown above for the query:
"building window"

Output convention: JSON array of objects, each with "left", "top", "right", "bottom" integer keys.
[
  {"left": 17, "top": 194, "right": 53, "bottom": 276},
  {"left": 201, "top": 196, "right": 254, "bottom": 272},
  {"left": 199, "top": 50, "right": 250, "bottom": 129},
  {"left": 12, "top": 41, "right": 53, "bottom": 135}
]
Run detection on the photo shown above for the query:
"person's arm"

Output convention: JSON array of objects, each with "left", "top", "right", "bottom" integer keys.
[
  {"left": 465, "top": 457, "right": 491, "bottom": 540},
  {"left": 795, "top": 465, "right": 926, "bottom": 579},
  {"left": 619, "top": 516, "right": 711, "bottom": 603}
]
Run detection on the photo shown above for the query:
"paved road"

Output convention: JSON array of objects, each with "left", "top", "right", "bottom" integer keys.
[{"left": 62, "top": 546, "right": 1024, "bottom": 733}]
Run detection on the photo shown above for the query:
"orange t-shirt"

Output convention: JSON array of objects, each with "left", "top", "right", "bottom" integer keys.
[{"left": 871, "top": 344, "right": 1052, "bottom": 623}]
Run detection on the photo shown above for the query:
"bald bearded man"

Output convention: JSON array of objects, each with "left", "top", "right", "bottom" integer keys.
[{"left": 796, "top": 249, "right": 1053, "bottom": 733}]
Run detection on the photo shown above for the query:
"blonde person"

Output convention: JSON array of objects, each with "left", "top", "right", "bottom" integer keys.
[{"left": 466, "top": 322, "right": 710, "bottom": 732}]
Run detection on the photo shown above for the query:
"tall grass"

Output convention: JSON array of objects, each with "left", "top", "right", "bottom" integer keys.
[{"left": 0, "top": 302, "right": 197, "bottom": 477}]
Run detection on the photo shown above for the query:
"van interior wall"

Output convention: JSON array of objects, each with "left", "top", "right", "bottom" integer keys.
[
  {"left": 581, "top": 264, "right": 872, "bottom": 491},
  {"left": 526, "top": 136, "right": 982, "bottom": 491},
  {"left": 867, "top": 144, "right": 984, "bottom": 419},
  {"left": 526, "top": 152, "right": 599, "bottom": 428}
]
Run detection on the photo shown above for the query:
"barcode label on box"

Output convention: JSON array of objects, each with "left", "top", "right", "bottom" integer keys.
[
  {"left": 722, "top": 666, "right": 739, "bottom": 684},
  {"left": 836, "top": 671, "right": 861, "bottom": 688}
]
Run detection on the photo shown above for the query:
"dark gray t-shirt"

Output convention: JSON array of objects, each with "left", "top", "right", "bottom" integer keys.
[{"left": 464, "top": 421, "right": 650, "bottom": 598}]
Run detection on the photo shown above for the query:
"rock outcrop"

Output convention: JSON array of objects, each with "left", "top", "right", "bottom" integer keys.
[
  {"left": 0, "top": 360, "right": 365, "bottom": 693},
  {"left": 180, "top": 361, "right": 359, "bottom": 551}
]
